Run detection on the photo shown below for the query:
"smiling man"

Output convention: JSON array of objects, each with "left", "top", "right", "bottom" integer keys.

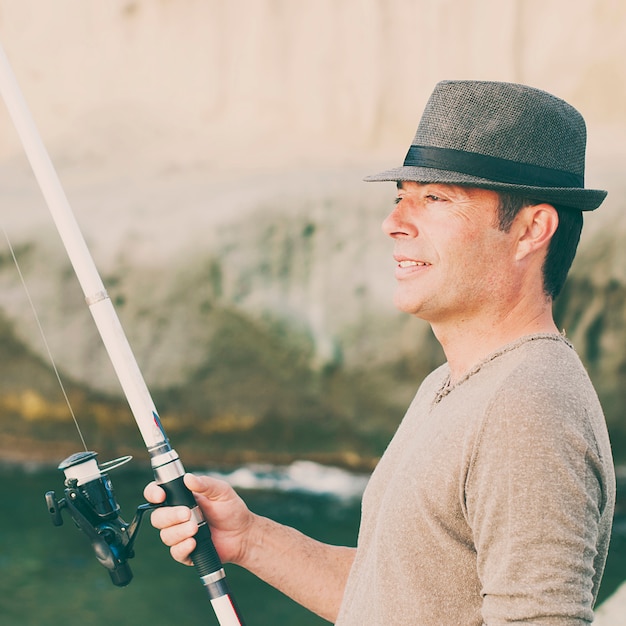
[
  {"left": 383, "top": 182, "right": 559, "bottom": 379},
  {"left": 145, "top": 81, "right": 616, "bottom": 625}
]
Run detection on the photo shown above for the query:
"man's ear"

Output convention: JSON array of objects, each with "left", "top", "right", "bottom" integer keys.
[{"left": 514, "top": 203, "right": 559, "bottom": 261}]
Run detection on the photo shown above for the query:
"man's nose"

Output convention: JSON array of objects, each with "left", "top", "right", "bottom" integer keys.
[{"left": 382, "top": 203, "right": 417, "bottom": 239}]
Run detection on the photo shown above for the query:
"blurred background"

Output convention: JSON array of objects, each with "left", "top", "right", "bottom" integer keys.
[{"left": 0, "top": 1, "right": 624, "bottom": 624}]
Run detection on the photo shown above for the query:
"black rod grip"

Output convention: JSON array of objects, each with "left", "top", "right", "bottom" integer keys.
[{"left": 160, "top": 475, "right": 223, "bottom": 578}]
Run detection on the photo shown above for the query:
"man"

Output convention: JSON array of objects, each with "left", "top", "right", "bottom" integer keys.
[{"left": 145, "top": 81, "right": 616, "bottom": 624}]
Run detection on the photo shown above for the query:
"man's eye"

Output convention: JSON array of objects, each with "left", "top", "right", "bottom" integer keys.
[
  {"left": 394, "top": 197, "right": 402, "bottom": 205},
  {"left": 426, "top": 194, "right": 442, "bottom": 201}
]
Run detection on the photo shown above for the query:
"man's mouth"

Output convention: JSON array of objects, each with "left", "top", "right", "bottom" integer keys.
[{"left": 398, "top": 260, "right": 431, "bottom": 268}]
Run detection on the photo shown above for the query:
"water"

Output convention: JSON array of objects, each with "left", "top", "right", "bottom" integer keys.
[
  {"left": 0, "top": 462, "right": 363, "bottom": 626},
  {"left": 208, "top": 460, "right": 370, "bottom": 500},
  {"left": 0, "top": 462, "right": 624, "bottom": 626}
]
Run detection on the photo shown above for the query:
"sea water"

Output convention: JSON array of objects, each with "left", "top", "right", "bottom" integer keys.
[{"left": 0, "top": 462, "right": 623, "bottom": 626}]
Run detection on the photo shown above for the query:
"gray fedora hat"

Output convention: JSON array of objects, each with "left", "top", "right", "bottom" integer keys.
[{"left": 365, "top": 80, "right": 607, "bottom": 211}]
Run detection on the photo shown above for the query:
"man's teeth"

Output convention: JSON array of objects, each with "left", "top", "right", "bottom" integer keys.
[{"left": 398, "top": 260, "right": 430, "bottom": 268}]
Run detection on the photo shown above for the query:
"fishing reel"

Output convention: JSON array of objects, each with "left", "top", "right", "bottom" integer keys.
[{"left": 45, "top": 451, "right": 157, "bottom": 587}]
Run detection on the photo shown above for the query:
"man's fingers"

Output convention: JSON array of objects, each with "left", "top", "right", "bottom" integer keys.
[
  {"left": 150, "top": 504, "right": 193, "bottom": 531},
  {"left": 145, "top": 474, "right": 232, "bottom": 509},
  {"left": 169, "top": 537, "right": 197, "bottom": 566},
  {"left": 183, "top": 472, "right": 229, "bottom": 499},
  {"left": 158, "top": 516, "right": 198, "bottom": 547},
  {"left": 143, "top": 481, "right": 166, "bottom": 504}
]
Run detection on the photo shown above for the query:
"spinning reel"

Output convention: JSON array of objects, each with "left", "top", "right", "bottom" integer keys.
[{"left": 45, "top": 451, "right": 157, "bottom": 587}]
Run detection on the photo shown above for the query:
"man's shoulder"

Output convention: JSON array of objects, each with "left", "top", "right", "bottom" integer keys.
[
  {"left": 497, "top": 334, "right": 594, "bottom": 397},
  {"left": 475, "top": 333, "right": 591, "bottom": 394},
  {"left": 476, "top": 334, "right": 607, "bottom": 442},
  {"left": 454, "top": 333, "right": 604, "bottom": 428}
]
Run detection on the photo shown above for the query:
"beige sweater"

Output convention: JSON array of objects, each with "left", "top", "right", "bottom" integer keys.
[{"left": 336, "top": 334, "right": 615, "bottom": 625}]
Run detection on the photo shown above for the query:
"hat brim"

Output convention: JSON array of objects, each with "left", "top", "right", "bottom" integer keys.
[{"left": 364, "top": 165, "right": 607, "bottom": 212}]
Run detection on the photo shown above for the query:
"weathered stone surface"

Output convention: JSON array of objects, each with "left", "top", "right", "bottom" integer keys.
[
  {"left": 0, "top": 0, "right": 625, "bottom": 463},
  {"left": 0, "top": 161, "right": 624, "bottom": 466}
]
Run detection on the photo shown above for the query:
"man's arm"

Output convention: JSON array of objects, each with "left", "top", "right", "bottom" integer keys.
[
  {"left": 467, "top": 377, "right": 614, "bottom": 624},
  {"left": 145, "top": 473, "right": 355, "bottom": 623}
]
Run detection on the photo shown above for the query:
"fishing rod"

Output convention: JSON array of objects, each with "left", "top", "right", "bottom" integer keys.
[{"left": 0, "top": 40, "right": 244, "bottom": 626}]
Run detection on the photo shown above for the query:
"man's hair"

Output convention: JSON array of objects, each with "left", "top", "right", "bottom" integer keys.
[{"left": 496, "top": 192, "right": 583, "bottom": 300}]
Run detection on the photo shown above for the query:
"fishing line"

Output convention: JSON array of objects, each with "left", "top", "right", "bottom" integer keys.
[{"left": 2, "top": 225, "right": 88, "bottom": 451}]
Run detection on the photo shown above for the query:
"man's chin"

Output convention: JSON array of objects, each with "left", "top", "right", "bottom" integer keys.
[{"left": 393, "top": 294, "right": 426, "bottom": 318}]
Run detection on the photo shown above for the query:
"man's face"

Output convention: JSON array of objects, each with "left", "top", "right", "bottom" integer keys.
[{"left": 382, "top": 182, "right": 519, "bottom": 326}]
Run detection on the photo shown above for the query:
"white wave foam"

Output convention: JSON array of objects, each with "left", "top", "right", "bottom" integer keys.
[{"left": 208, "top": 460, "right": 369, "bottom": 501}]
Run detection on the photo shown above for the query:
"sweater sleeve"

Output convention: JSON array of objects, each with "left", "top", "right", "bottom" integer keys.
[{"left": 465, "top": 377, "right": 609, "bottom": 625}]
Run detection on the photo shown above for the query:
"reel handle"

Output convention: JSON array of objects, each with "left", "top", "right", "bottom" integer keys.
[{"left": 45, "top": 491, "right": 64, "bottom": 526}]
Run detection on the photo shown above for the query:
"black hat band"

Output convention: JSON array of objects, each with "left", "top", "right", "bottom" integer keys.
[{"left": 404, "top": 145, "right": 584, "bottom": 189}]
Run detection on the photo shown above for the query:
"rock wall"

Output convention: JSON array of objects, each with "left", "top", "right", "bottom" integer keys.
[
  {"left": 0, "top": 0, "right": 625, "bottom": 460},
  {"left": 0, "top": 0, "right": 625, "bottom": 168}
]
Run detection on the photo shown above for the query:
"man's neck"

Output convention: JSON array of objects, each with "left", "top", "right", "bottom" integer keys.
[{"left": 431, "top": 305, "right": 558, "bottom": 384}]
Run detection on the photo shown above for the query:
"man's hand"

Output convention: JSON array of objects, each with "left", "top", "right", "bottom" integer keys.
[
  {"left": 144, "top": 473, "right": 253, "bottom": 567},
  {"left": 145, "top": 472, "right": 355, "bottom": 622}
]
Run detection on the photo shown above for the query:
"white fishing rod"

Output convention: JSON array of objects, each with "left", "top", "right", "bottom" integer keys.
[{"left": 0, "top": 39, "right": 244, "bottom": 626}]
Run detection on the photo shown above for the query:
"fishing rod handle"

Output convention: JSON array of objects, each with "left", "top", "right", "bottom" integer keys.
[
  {"left": 160, "top": 473, "right": 223, "bottom": 577},
  {"left": 160, "top": 474, "right": 246, "bottom": 626}
]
